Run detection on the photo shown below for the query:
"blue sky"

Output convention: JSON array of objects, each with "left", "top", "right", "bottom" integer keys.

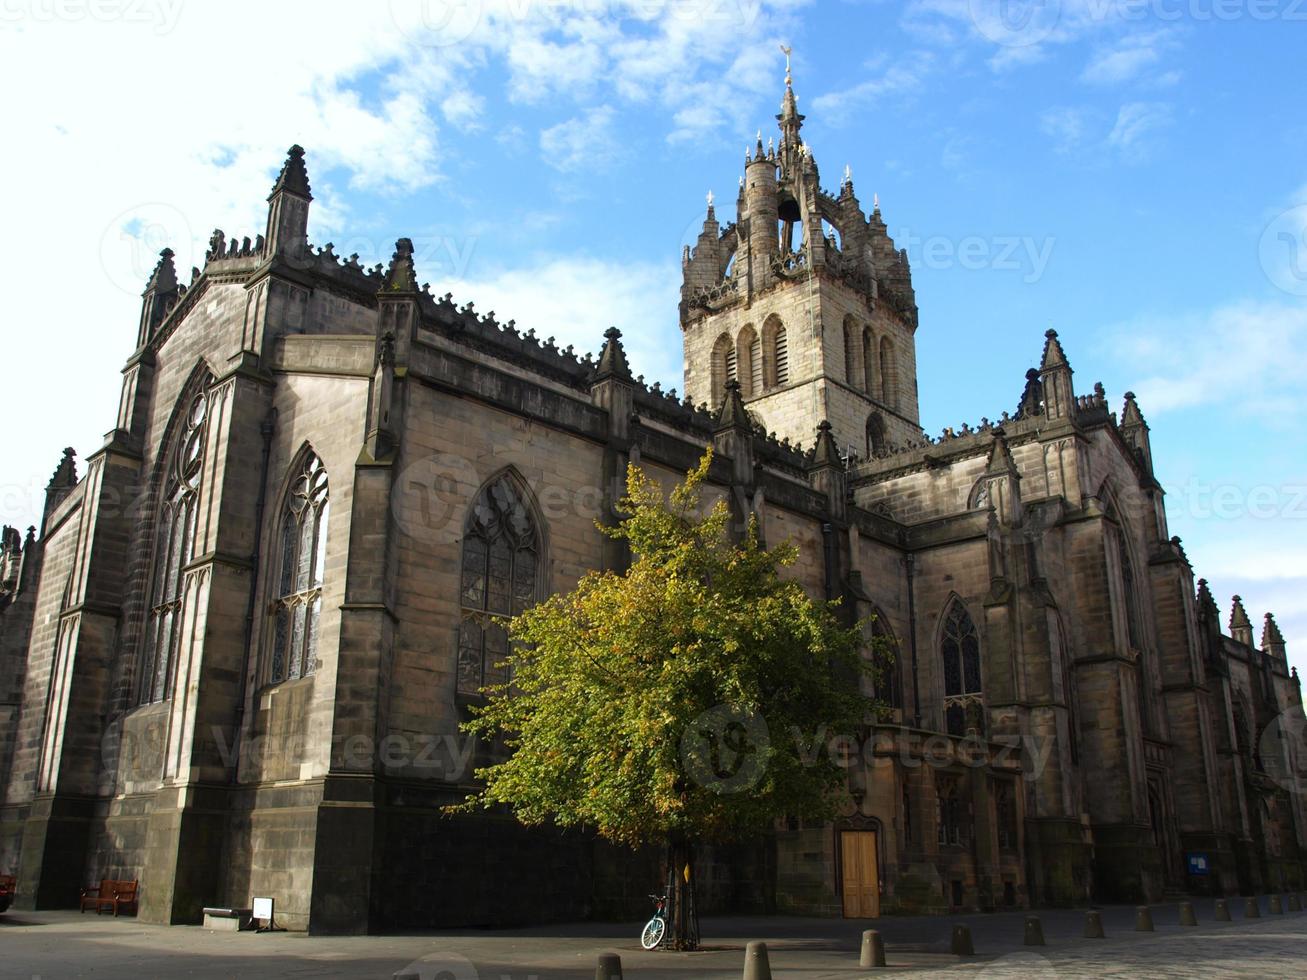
[{"left": 1, "top": 0, "right": 1304, "bottom": 673}]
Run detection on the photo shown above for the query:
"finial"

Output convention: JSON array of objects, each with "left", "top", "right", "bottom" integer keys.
[
  {"left": 873, "top": 192, "right": 880, "bottom": 212},
  {"left": 843, "top": 164, "right": 852, "bottom": 186},
  {"left": 739, "top": 175, "right": 745, "bottom": 189},
  {"left": 706, "top": 189, "right": 714, "bottom": 210},
  {"left": 780, "top": 43, "right": 792, "bottom": 84}
]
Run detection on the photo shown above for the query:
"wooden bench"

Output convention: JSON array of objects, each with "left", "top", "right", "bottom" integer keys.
[
  {"left": 0, "top": 873, "right": 14, "bottom": 913},
  {"left": 79, "top": 878, "right": 138, "bottom": 916}
]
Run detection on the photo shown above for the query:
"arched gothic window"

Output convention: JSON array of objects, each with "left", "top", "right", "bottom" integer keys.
[
  {"left": 738, "top": 324, "right": 761, "bottom": 397},
  {"left": 880, "top": 336, "right": 898, "bottom": 409},
  {"left": 862, "top": 328, "right": 876, "bottom": 394},
  {"left": 1117, "top": 535, "right": 1144, "bottom": 651},
  {"left": 268, "top": 451, "right": 329, "bottom": 684},
  {"left": 710, "top": 333, "right": 733, "bottom": 408},
  {"left": 866, "top": 413, "right": 886, "bottom": 458},
  {"left": 139, "top": 390, "right": 207, "bottom": 704},
  {"left": 843, "top": 317, "right": 859, "bottom": 387},
  {"left": 457, "top": 474, "right": 541, "bottom": 697},
  {"left": 941, "top": 600, "right": 983, "bottom": 736},
  {"left": 763, "top": 316, "right": 788, "bottom": 387},
  {"left": 868, "top": 612, "right": 900, "bottom": 710}
]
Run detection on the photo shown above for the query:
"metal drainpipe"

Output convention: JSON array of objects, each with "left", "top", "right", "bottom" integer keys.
[
  {"left": 905, "top": 553, "right": 921, "bottom": 728},
  {"left": 230, "top": 409, "right": 276, "bottom": 782}
]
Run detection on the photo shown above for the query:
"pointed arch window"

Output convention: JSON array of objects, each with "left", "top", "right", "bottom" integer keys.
[
  {"left": 866, "top": 413, "right": 886, "bottom": 458},
  {"left": 139, "top": 390, "right": 207, "bottom": 704},
  {"left": 941, "top": 601, "right": 983, "bottom": 736},
  {"left": 1117, "top": 536, "right": 1143, "bottom": 651},
  {"left": 868, "top": 612, "right": 900, "bottom": 710},
  {"left": 457, "top": 474, "right": 541, "bottom": 697},
  {"left": 268, "top": 451, "right": 329, "bottom": 684},
  {"left": 711, "top": 333, "right": 733, "bottom": 408},
  {"left": 843, "top": 317, "right": 858, "bottom": 387},
  {"left": 862, "top": 328, "right": 876, "bottom": 394},
  {"left": 880, "top": 336, "right": 898, "bottom": 409},
  {"left": 763, "top": 316, "right": 788, "bottom": 388},
  {"left": 738, "top": 325, "right": 761, "bottom": 397}
]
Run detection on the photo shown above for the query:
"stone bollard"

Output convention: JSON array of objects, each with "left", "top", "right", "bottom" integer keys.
[
  {"left": 595, "top": 953, "right": 623, "bottom": 980},
  {"left": 1023, "top": 915, "right": 1046, "bottom": 946},
  {"left": 1084, "top": 909, "right": 1106, "bottom": 938},
  {"left": 743, "top": 941, "right": 772, "bottom": 980},
  {"left": 1245, "top": 896, "right": 1261, "bottom": 919},
  {"left": 860, "top": 929, "right": 886, "bottom": 968},
  {"left": 951, "top": 924, "right": 975, "bottom": 956},
  {"left": 1135, "top": 906, "right": 1155, "bottom": 932},
  {"left": 1270, "top": 894, "right": 1284, "bottom": 915},
  {"left": 1289, "top": 895, "right": 1302, "bottom": 912},
  {"left": 1214, "top": 899, "right": 1232, "bottom": 921},
  {"left": 1179, "top": 901, "right": 1197, "bottom": 927}
]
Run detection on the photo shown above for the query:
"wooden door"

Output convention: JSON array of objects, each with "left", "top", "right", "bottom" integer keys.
[{"left": 840, "top": 830, "right": 880, "bottom": 918}]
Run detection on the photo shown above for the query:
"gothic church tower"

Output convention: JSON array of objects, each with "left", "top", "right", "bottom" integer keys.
[{"left": 680, "top": 60, "right": 922, "bottom": 457}]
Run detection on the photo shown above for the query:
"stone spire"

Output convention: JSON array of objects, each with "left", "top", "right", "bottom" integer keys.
[
  {"left": 42, "top": 447, "right": 78, "bottom": 533},
  {"left": 137, "top": 247, "right": 180, "bottom": 347},
  {"left": 715, "top": 379, "right": 749, "bottom": 431},
  {"left": 810, "top": 419, "right": 841, "bottom": 469},
  {"left": 1196, "top": 579, "right": 1219, "bottom": 622},
  {"left": 382, "top": 238, "right": 418, "bottom": 292},
  {"left": 594, "top": 327, "right": 632, "bottom": 382},
  {"left": 1262, "top": 613, "right": 1287, "bottom": 659},
  {"left": 268, "top": 144, "right": 312, "bottom": 202},
  {"left": 1230, "top": 595, "right": 1254, "bottom": 647},
  {"left": 776, "top": 46, "right": 805, "bottom": 169},
  {"left": 1039, "top": 329, "right": 1075, "bottom": 421},
  {"left": 265, "top": 145, "right": 312, "bottom": 256},
  {"left": 982, "top": 427, "right": 1022, "bottom": 525},
  {"left": 1120, "top": 391, "right": 1153, "bottom": 472}
]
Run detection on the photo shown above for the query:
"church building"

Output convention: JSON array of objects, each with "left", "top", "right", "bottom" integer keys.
[{"left": 1, "top": 69, "right": 1303, "bottom": 932}]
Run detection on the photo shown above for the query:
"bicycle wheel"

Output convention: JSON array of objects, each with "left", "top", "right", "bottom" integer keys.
[{"left": 640, "top": 915, "right": 666, "bottom": 950}]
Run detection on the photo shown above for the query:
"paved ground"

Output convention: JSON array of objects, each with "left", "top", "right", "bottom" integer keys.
[{"left": 1, "top": 896, "right": 1304, "bottom": 978}]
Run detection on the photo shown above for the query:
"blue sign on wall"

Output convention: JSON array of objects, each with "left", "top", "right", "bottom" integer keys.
[{"left": 1187, "top": 852, "right": 1211, "bottom": 876}]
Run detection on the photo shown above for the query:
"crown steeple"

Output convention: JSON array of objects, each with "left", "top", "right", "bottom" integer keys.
[{"left": 678, "top": 48, "right": 921, "bottom": 455}]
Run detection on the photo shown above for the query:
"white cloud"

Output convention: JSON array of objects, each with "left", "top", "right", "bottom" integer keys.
[
  {"left": 1107, "top": 101, "right": 1172, "bottom": 160},
  {"left": 540, "top": 106, "right": 622, "bottom": 172},
  {"left": 1080, "top": 29, "right": 1180, "bottom": 85},
  {"left": 1107, "top": 299, "right": 1307, "bottom": 416},
  {"left": 445, "top": 256, "right": 683, "bottom": 389},
  {"left": 811, "top": 52, "right": 935, "bottom": 121},
  {"left": 1040, "top": 105, "right": 1094, "bottom": 154}
]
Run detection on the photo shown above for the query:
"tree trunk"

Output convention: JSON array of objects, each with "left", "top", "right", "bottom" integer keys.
[{"left": 666, "top": 836, "right": 700, "bottom": 950}]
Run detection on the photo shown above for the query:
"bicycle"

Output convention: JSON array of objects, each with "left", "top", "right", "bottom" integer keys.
[{"left": 640, "top": 893, "right": 667, "bottom": 949}]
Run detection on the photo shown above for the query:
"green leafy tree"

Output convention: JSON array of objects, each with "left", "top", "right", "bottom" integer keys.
[{"left": 452, "top": 451, "right": 887, "bottom": 948}]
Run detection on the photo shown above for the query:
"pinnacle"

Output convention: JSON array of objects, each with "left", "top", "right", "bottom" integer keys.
[
  {"left": 715, "top": 379, "right": 749, "bottom": 431},
  {"left": 1263, "top": 612, "right": 1285, "bottom": 649},
  {"left": 383, "top": 238, "right": 418, "bottom": 292},
  {"left": 268, "top": 144, "right": 312, "bottom": 202},
  {"left": 594, "top": 327, "right": 632, "bottom": 382},
  {"left": 1040, "top": 328, "right": 1071, "bottom": 372},
  {"left": 811, "top": 419, "right": 841, "bottom": 468},
  {"left": 1230, "top": 595, "right": 1251, "bottom": 631},
  {"left": 48, "top": 447, "right": 77, "bottom": 490},
  {"left": 144, "top": 247, "right": 178, "bottom": 295}
]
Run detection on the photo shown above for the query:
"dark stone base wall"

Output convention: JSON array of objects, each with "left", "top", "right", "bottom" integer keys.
[
  {"left": 0, "top": 802, "right": 29, "bottom": 880},
  {"left": 1092, "top": 824, "right": 1164, "bottom": 903},
  {"left": 1026, "top": 818, "right": 1093, "bottom": 907}
]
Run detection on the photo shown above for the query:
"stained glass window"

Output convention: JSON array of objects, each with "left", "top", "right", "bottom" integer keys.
[
  {"left": 941, "top": 601, "right": 983, "bottom": 736},
  {"left": 268, "top": 451, "right": 329, "bottom": 683},
  {"left": 139, "top": 391, "right": 207, "bottom": 704},
  {"left": 457, "top": 474, "right": 540, "bottom": 696}
]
